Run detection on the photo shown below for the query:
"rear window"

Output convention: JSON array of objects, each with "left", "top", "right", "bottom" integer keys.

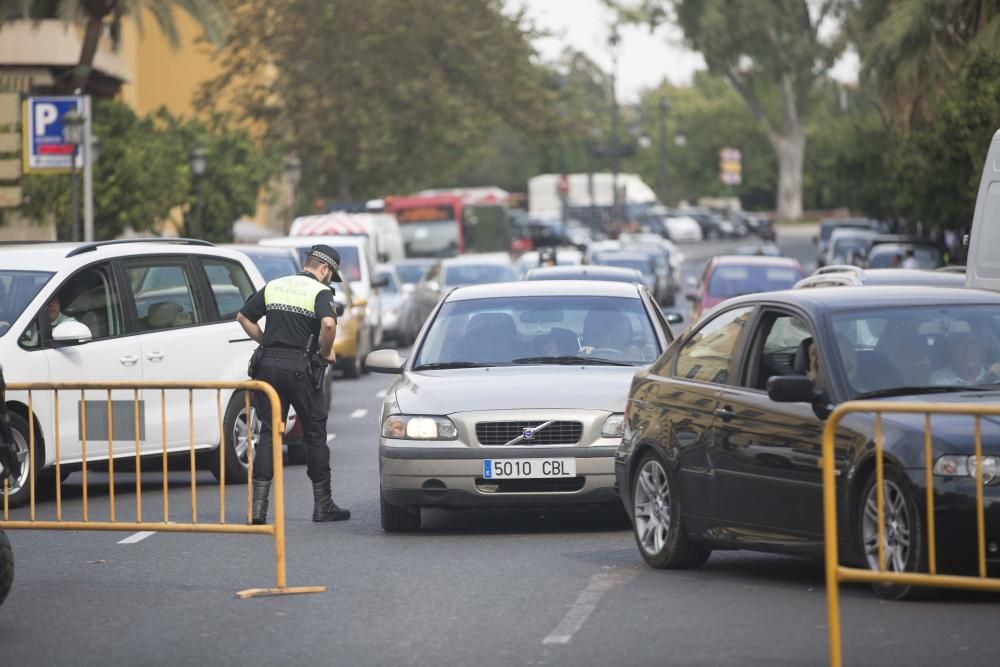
[{"left": 708, "top": 265, "right": 801, "bottom": 298}]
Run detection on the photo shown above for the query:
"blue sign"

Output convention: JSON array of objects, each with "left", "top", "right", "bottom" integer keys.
[{"left": 24, "top": 96, "right": 84, "bottom": 172}]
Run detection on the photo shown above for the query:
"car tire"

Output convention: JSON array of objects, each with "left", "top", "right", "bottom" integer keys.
[
  {"left": 858, "top": 466, "right": 931, "bottom": 601},
  {"left": 1, "top": 413, "right": 36, "bottom": 508},
  {"left": 631, "top": 450, "right": 710, "bottom": 569},
  {"left": 380, "top": 494, "right": 421, "bottom": 532},
  {"left": 0, "top": 529, "right": 12, "bottom": 608},
  {"left": 209, "top": 390, "right": 258, "bottom": 485},
  {"left": 342, "top": 350, "right": 362, "bottom": 379}
]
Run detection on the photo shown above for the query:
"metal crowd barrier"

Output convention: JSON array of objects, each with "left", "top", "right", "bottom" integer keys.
[
  {"left": 822, "top": 401, "right": 1000, "bottom": 667},
  {"left": 0, "top": 381, "right": 325, "bottom": 599}
]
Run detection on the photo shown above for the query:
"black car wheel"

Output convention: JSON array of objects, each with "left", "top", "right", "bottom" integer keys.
[
  {"left": 208, "top": 390, "right": 259, "bottom": 485},
  {"left": 0, "top": 529, "right": 12, "bottom": 607},
  {"left": 631, "top": 450, "right": 710, "bottom": 569},
  {"left": 858, "top": 466, "right": 930, "bottom": 600},
  {"left": 0, "top": 413, "right": 35, "bottom": 508},
  {"left": 380, "top": 494, "right": 421, "bottom": 532}
]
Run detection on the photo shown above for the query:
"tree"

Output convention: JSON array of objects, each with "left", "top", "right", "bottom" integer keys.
[
  {"left": 2, "top": 0, "right": 226, "bottom": 93},
  {"left": 613, "top": 0, "right": 848, "bottom": 220},
  {"left": 854, "top": 0, "right": 1000, "bottom": 129},
  {"left": 205, "top": 0, "right": 556, "bottom": 203}
]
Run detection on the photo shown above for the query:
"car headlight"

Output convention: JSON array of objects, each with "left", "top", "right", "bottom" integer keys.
[
  {"left": 381, "top": 415, "right": 458, "bottom": 440},
  {"left": 601, "top": 413, "right": 626, "bottom": 438},
  {"left": 933, "top": 455, "right": 1000, "bottom": 484}
]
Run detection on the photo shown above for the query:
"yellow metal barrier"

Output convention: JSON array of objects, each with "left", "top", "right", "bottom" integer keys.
[
  {"left": 823, "top": 401, "right": 1000, "bottom": 667},
  {"left": 0, "top": 381, "right": 325, "bottom": 599}
]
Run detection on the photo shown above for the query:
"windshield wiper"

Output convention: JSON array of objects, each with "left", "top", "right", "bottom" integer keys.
[
  {"left": 412, "top": 362, "right": 489, "bottom": 371},
  {"left": 853, "top": 385, "right": 995, "bottom": 400},
  {"left": 511, "top": 355, "right": 633, "bottom": 367}
]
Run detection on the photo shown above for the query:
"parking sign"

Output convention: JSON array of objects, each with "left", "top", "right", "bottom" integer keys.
[{"left": 23, "top": 96, "right": 84, "bottom": 172}]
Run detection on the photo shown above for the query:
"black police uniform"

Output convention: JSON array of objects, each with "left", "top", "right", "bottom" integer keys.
[{"left": 239, "top": 245, "right": 350, "bottom": 523}]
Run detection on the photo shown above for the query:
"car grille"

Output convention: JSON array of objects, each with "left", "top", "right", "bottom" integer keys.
[
  {"left": 475, "top": 420, "right": 583, "bottom": 446},
  {"left": 475, "top": 477, "right": 586, "bottom": 493}
]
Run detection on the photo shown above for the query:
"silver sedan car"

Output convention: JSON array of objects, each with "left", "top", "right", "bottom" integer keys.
[{"left": 365, "top": 280, "right": 677, "bottom": 531}]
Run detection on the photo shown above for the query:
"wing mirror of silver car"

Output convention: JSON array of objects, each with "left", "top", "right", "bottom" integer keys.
[
  {"left": 664, "top": 311, "right": 684, "bottom": 325},
  {"left": 51, "top": 320, "right": 93, "bottom": 347},
  {"left": 366, "top": 349, "right": 405, "bottom": 374}
]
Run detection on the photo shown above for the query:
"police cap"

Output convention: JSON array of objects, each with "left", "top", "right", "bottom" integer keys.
[{"left": 308, "top": 244, "right": 344, "bottom": 282}]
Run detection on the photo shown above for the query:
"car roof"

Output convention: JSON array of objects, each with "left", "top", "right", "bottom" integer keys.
[
  {"left": 859, "top": 269, "right": 963, "bottom": 285},
  {"left": 526, "top": 266, "right": 641, "bottom": 279},
  {"left": 447, "top": 279, "right": 641, "bottom": 301},
  {"left": 722, "top": 285, "right": 1000, "bottom": 313},
  {"left": 712, "top": 255, "right": 801, "bottom": 267},
  {"left": 221, "top": 244, "right": 296, "bottom": 256},
  {"left": 829, "top": 228, "right": 879, "bottom": 239},
  {"left": 0, "top": 240, "right": 255, "bottom": 271}
]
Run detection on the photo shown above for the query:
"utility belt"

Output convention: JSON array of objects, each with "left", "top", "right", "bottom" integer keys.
[{"left": 249, "top": 341, "right": 325, "bottom": 390}]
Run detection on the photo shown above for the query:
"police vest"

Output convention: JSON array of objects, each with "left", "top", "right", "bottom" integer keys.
[{"left": 264, "top": 274, "right": 327, "bottom": 317}]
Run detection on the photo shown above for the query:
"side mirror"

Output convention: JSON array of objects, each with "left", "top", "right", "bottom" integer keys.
[
  {"left": 664, "top": 311, "right": 684, "bottom": 325},
  {"left": 365, "top": 349, "right": 405, "bottom": 374},
  {"left": 766, "top": 375, "right": 815, "bottom": 403},
  {"left": 371, "top": 275, "right": 390, "bottom": 289},
  {"left": 52, "top": 320, "right": 93, "bottom": 346},
  {"left": 685, "top": 290, "right": 700, "bottom": 303}
]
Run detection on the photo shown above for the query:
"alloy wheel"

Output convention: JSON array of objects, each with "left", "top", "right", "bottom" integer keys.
[
  {"left": 232, "top": 406, "right": 261, "bottom": 471},
  {"left": 862, "top": 480, "right": 911, "bottom": 573},
  {"left": 0, "top": 427, "right": 30, "bottom": 495},
  {"left": 634, "top": 459, "right": 672, "bottom": 556}
]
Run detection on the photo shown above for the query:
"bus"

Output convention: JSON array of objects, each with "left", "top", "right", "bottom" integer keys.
[{"left": 386, "top": 192, "right": 511, "bottom": 258}]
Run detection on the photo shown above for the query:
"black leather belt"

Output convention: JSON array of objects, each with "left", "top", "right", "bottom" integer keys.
[{"left": 262, "top": 347, "right": 302, "bottom": 359}]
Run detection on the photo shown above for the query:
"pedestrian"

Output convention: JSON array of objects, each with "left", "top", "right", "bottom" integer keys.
[
  {"left": 902, "top": 249, "right": 919, "bottom": 269},
  {"left": 236, "top": 244, "right": 351, "bottom": 524}
]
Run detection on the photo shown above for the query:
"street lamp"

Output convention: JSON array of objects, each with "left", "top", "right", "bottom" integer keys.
[
  {"left": 62, "top": 109, "right": 84, "bottom": 242},
  {"left": 658, "top": 97, "right": 671, "bottom": 204},
  {"left": 190, "top": 146, "right": 207, "bottom": 239},
  {"left": 283, "top": 155, "right": 302, "bottom": 234}
]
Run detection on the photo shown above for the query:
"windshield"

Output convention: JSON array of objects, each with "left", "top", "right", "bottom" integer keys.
[
  {"left": 399, "top": 219, "right": 459, "bottom": 258},
  {"left": 443, "top": 264, "right": 517, "bottom": 287},
  {"left": 396, "top": 263, "right": 432, "bottom": 285},
  {"left": 292, "top": 245, "right": 362, "bottom": 282},
  {"left": 830, "top": 305, "right": 1000, "bottom": 398},
  {"left": 0, "top": 270, "right": 54, "bottom": 336},
  {"left": 708, "top": 265, "right": 801, "bottom": 298},
  {"left": 415, "top": 295, "right": 660, "bottom": 367},
  {"left": 246, "top": 253, "right": 299, "bottom": 281}
]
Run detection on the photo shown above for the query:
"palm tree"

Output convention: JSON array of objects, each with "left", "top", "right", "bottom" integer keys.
[
  {"left": 858, "top": 0, "right": 1000, "bottom": 129},
  {"left": 1, "top": 0, "right": 227, "bottom": 93}
]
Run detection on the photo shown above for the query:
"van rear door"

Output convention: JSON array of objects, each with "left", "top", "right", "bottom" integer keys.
[{"left": 967, "top": 129, "right": 1000, "bottom": 291}]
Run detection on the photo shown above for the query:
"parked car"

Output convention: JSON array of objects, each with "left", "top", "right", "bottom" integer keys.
[
  {"left": 687, "top": 255, "right": 805, "bottom": 321},
  {"left": 617, "top": 286, "right": 1000, "bottom": 599},
  {"left": 795, "top": 266, "right": 965, "bottom": 289},
  {"left": 0, "top": 239, "right": 269, "bottom": 506},
  {"left": 662, "top": 215, "right": 703, "bottom": 243},
  {"left": 365, "top": 279, "right": 676, "bottom": 531},
  {"left": 678, "top": 207, "right": 733, "bottom": 239}
]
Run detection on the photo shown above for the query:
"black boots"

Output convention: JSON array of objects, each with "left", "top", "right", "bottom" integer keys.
[
  {"left": 251, "top": 479, "right": 271, "bottom": 525},
  {"left": 312, "top": 480, "right": 351, "bottom": 522}
]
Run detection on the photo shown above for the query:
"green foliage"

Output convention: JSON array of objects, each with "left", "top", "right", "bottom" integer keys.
[
  {"left": 206, "top": 0, "right": 556, "bottom": 203},
  {"left": 19, "top": 99, "right": 274, "bottom": 241}
]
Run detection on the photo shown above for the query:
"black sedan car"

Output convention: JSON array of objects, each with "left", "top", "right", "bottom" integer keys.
[{"left": 616, "top": 286, "right": 1000, "bottom": 599}]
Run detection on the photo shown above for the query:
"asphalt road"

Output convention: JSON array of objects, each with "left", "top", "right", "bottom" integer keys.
[{"left": 3, "top": 228, "right": 999, "bottom": 666}]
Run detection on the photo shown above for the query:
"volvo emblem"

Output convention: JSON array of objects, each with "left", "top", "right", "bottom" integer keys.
[{"left": 522, "top": 427, "right": 536, "bottom": 440}]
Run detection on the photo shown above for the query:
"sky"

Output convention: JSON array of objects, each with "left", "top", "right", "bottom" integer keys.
[{"left": 515, "top": 0, "right": 859, "bottom": 104}]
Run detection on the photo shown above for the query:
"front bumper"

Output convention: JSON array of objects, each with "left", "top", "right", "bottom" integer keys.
[{"left": 380, "top": 444, "right": 619, "bottom": 509}]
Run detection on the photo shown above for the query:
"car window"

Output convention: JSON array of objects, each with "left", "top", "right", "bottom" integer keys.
[
  {"left": 19, "top": 263, "right": 123, "bottom": 349},
  {"left": 749, "top": 313, "right": 813, "bottom": 389},
  {"left": 124, "top": 260, "right": 204, "bottom": 331},
  {"left": 247, "top": 253, "right": 298, "bottom": 281},
  {"left": 674, "top": 307, "right": 753, "bottom": 385},
  {"left": 708, "top": 265, "right": 801, "bottom": 298},
  {"left": 202, "top": 259, "right": 257, "bottom": 321},
  {"left": 0, "top": 270, "right": 53, "bottom": 338}
]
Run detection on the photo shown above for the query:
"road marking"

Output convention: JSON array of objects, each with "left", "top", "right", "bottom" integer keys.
[
  {"left": 542, "top": 569, "right": 636, "bottom": 645},
  {"left": 375, "top": 389, "right": 387, "bottom": 399},
  {"left": 118, "top": 531, "right": 156, "bottom": 545},
  {"left": 350, "top": 409, "right": 368, "bottom": 419},
  {"left": 327, "top": 434, "right": 337, "bottom": 442}
]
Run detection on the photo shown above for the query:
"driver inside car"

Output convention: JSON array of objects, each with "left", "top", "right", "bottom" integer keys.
[
  {"left": 929, "top": 330, "right": 1000, "bottom": 386},
  {"left": 579, "top": 310, "right": 639, "bottom": 359}
]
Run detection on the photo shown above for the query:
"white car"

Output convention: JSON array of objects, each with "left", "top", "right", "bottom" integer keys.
[
  {"left": 513, "top": 248, "right": 583, "bottom": 276},
  {"left": 0, "top": 239, "right": 267, "bottom": 506},
  {"left": 663, "top": 215, "right": 703, "bottom": 243}
]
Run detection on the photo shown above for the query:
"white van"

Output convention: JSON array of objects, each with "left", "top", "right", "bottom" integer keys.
[
  {"left": 968, "top": 129, "right": 1000, "bottom": 291},
  {"left": 260, "top": 235, "right": 386, "bottom": 349},
  {"left": 528, "top": 173, "right": 658, "bottom": 217},
  {"left": 289, "top": 213, "right": 405, "bottom": 264}
]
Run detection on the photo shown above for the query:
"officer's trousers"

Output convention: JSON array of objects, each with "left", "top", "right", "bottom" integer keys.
[{"left": 252, "top": 351, "right": 331, "bottom": 484}]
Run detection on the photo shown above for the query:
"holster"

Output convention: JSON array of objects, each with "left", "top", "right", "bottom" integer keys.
[{"left": 248, "top": 345, "right": 265, "bottom": 379}]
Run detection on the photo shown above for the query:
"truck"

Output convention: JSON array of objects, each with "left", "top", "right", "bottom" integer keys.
[{"left": 967, "top": 129, "right": 1000, "bottom": 291}]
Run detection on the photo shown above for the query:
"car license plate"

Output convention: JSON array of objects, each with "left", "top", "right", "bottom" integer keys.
[{"left": 482, "top": 458, "right": 576, "bottom": 480}]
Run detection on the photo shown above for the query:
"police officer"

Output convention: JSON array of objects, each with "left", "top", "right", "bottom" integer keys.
[
  {"left": 236, "top": 245, "right": 350, "bottom": 524},
  {"left": 0, "top": 363, "right": 16, "bottom": 607}
]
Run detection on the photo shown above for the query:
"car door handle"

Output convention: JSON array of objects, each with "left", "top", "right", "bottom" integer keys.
[
  {"left": 714, "top": 406, "right": 734, "bottom": 422},
  {"left": 119, "top": 355, "right": 139, "bottom": 366},
  {"left": 145, "top": 351, "right": 165, "bottom": 362}
]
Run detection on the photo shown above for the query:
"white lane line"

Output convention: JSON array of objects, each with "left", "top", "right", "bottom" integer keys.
[
  {"left": 375, "top": 389, "right": 387, "bottom": 399},
  {"left": 542, "top": 569, "right": 636, "bottom": 645},
  {"left": 118, "top": 531, "right": 156, "bottom": 545},
  {"left": 350, "top": 409, "right": 368, "bottom": 419},
  {"left": 326, "top": 434, "right": 337, "bottom": 442}
]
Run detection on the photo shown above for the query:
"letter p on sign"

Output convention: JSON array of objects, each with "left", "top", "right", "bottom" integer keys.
[{"left": 34, "top": 103, "right": 58, "bottom": 136}]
